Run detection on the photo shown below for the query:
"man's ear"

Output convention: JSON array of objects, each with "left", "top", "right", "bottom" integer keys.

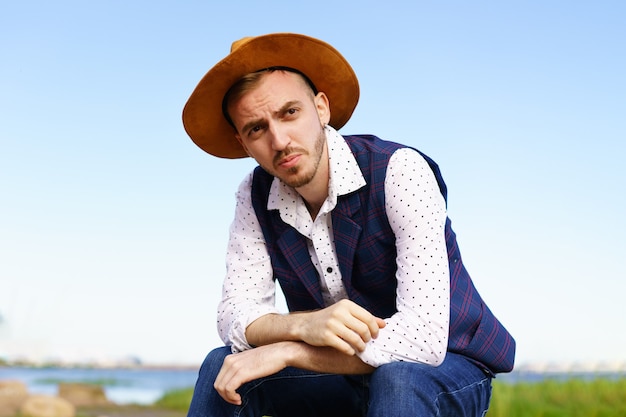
[{"left": 315, "top": 92, "right": 331, "bottom": 125}]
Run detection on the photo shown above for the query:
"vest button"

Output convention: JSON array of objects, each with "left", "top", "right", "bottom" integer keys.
[{"left": 326, "top": 267, "right": 333, "bottom": 273}]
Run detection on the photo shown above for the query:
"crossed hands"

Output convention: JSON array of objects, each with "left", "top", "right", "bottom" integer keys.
[
  {"left": 214, "top": 299, "right": 386, "bottom": 405},
  {"left": 297, "top": 299, "right": 386, "bottom": 355}
]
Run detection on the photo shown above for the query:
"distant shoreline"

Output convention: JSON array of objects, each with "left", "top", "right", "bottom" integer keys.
[{"left": 0, "top": 363, "right": 199, "bottom": 371}]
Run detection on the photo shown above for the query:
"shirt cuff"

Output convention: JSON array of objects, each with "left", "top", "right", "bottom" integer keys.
[
  {"left": 356, "top": 340, "right": 394, "bottom": 367},
  {"left": 226, "top": 305, "right": 281, "bottom": 353}
]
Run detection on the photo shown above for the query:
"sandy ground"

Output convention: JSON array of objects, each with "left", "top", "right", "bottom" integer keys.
[{"left": 77, "top": 405, "right": 187, "bottom": 417}]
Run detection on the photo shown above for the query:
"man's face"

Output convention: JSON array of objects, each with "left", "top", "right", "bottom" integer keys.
[{"left": 228, "top": 71, "right": 331, "bottom": 189}]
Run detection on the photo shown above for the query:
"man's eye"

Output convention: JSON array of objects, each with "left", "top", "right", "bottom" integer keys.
[{"left": 246, "top": 125, "right": 263, "bottom": 139}]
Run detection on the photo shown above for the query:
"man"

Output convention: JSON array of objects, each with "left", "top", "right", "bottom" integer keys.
[{"left": 182, "top": 33, "right": 515, "bottom": 417}]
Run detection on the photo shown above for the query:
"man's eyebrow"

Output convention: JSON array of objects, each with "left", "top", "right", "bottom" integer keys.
[
  {"left": 240, "top": 100, "right": 304, "bottom": 135},
  {"left": 241, "top": 117, "right": 264, "bottom": 136}
]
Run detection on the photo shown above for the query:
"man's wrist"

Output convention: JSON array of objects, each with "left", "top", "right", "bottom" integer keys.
[
  {"left": 276, "top": 341, "right": 306, "bottom": 368},
  {"left": 284, "top": 311, "right": 308, "bottom": 342}
]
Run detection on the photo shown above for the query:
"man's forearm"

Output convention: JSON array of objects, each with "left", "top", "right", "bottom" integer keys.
[
  {"left": 246, "top": 312, "right": 303, "bottom": 346},
  {"left": 284, "top": 341, "right": 376, "bottom": 374}
]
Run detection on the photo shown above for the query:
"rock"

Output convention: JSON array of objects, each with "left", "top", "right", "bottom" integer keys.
[
  {"left": 20, "top": 394, "right": 75, "bottom": 417},
  {"left": 0, "top": 380, "right": 28, "bottom": 417},
  {"left": 58, "top": 383, "right": 111, "bottom": 406}
]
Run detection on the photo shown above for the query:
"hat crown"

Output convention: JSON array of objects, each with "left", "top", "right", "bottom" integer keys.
[{"left": 230, "top": 36, "right": 254, "bottom": 53}]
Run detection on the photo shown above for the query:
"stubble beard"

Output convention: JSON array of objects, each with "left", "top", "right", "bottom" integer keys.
[{"left": 270, "top": 127, "right": 326, "bottom": 189}]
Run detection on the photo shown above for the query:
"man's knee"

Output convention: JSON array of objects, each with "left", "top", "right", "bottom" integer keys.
[
  {"left": 372, "top": 360, "right": 435, "bottom": 389},
  {"left": 369, "top": 356, "right": 493, "bottom": 416},
  {"left": 198, "top": 346, "right": 231, "bottom": 379},
  {"left": 371, "top": 361, "right": 438, "bottom": 399}
]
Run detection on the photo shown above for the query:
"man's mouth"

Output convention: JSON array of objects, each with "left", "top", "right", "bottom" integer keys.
[{"left": 277, "top": 153, "right": 301, "bottom": 169}]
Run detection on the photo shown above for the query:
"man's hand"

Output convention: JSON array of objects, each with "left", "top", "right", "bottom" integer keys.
[
  {"left": 297, "top": 299, "right": 386, "bottom": 356},
  {"left": 214, "top": 343, "right": 291, "bottom": 405}
]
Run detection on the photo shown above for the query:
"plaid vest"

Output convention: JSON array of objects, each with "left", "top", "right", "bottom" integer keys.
[{"left": 251, "top": 134, "right": 515, "bottom": 374}]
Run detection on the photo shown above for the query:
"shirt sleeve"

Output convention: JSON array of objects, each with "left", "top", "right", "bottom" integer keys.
[
  {"left": 357, "top": 148, "right": 450, "bottom": 367},
  {"left": 217, "top": 172, "right": 281, "bottom": 352}
]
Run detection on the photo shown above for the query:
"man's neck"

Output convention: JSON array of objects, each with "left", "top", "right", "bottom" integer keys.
[
  {"left": 303, "top": 200, "right": 322, "bottom": 220},
  {"left": 296, "top": 145, "right": 330, "bottom": 220}
]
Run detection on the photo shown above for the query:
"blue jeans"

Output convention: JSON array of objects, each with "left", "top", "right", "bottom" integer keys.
[{"left": 187, "top": 346, "right": 492, "bottom": 417}]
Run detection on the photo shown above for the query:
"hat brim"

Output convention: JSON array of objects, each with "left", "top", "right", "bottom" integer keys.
[{"left": 182, "top": 33, "right": 360, "bottom": 159}]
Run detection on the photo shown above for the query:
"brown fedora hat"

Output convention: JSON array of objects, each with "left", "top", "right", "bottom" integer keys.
[{"left": 182, "top": 33, "right": 360, "bottom": 158}]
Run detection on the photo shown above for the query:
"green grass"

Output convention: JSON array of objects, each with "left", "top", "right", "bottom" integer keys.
[
  {"left": 487, "top": 378, "right": 626, "bottom": 417},
  {"left": 154, "top": 378, "right": 626, "bottom": 416},
  {"left": 155, "top": 387, "right": 195, "bottom": 411}
]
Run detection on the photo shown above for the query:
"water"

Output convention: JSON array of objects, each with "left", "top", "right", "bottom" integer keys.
[{"left": 0, "top": 366, "right": 199, "bottom": 405}]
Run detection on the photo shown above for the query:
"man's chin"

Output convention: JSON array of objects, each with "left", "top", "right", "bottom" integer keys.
[{"left": 282, "top": 171, "right": 315, "bottom": 189}]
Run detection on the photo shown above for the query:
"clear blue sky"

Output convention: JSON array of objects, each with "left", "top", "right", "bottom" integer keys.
[{"left": 1, "top": 1, "right": 624, "bottom": 367}]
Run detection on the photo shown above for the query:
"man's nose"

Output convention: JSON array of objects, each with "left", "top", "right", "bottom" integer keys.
[{"left": 269, "top": 124, "right": 291, "bottom": 151}]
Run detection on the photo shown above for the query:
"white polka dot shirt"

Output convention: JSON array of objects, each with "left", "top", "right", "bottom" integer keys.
[{"left": 218, "top": 126, "right": 450, "bottom": 367}]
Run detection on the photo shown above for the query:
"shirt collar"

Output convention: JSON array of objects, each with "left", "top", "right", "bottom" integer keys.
[{"left": 267, "top": 126, "right": 366, "bottom": 219}]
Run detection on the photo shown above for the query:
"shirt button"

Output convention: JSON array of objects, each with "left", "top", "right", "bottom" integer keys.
[{"left": 326, "top": 267, "right": 333, "bottom": 273}]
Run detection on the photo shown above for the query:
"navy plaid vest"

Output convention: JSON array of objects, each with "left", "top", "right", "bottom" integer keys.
[{"left": 251, "top": 134, "right": 515, "bottom": 374}]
